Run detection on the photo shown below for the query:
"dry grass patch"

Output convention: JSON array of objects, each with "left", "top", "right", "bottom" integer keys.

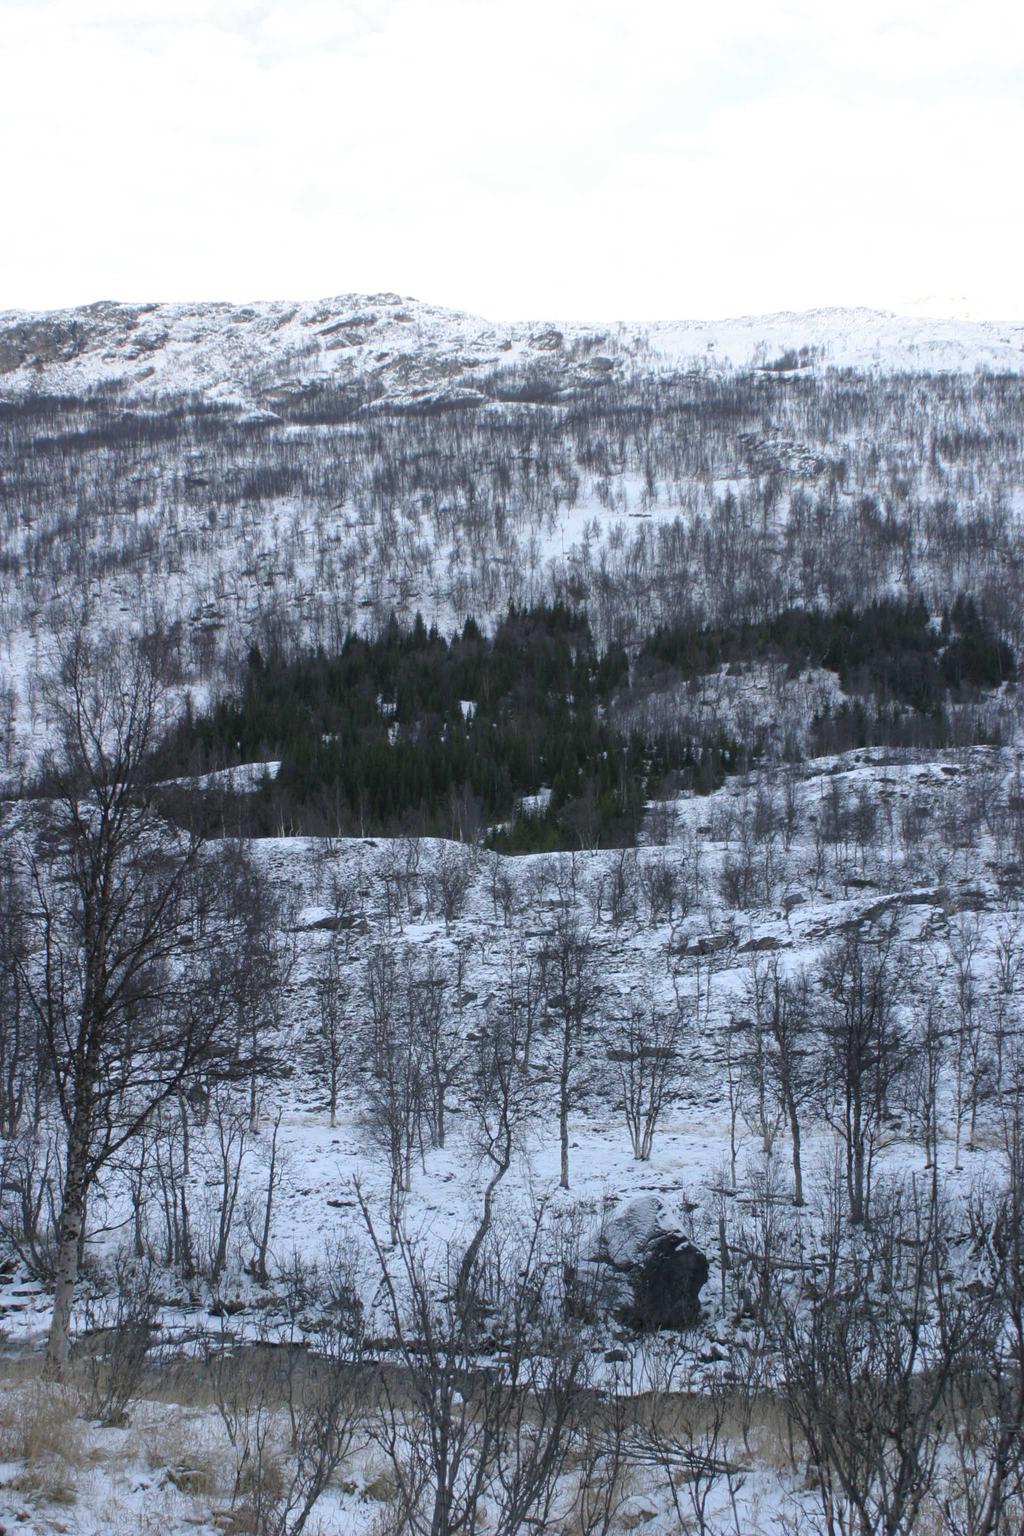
[
  {"left": 0, "top": 1380, "right": 89, "bottom": 1506},
  {"left": 744, "top": 1396, "right": 802, "bottom": 1473},
  {"left": 131, "top": 1406, "right": 223, "bottom": 1499},
  {"left": 362, "top": 1460, "right": 401, "bottom": 1503}
]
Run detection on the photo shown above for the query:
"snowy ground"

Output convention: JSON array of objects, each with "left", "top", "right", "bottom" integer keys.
[{"left": 3, "top": 740, "right": 1022, "bottom": 1531}]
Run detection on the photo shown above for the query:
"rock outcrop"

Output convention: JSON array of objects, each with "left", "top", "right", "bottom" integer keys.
[{"left": 591, "top": 1195, "right": 708, "bottom": 1332}]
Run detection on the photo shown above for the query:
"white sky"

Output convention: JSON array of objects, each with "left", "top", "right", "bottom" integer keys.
[{"left": 2, "top": 0, "right": 1021, "bottom": 320}]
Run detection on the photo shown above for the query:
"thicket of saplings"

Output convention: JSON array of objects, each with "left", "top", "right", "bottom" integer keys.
[
  {"left": 154, "top": 592, "right": 1015, "bottom": 850},
  {"left": 4, "top": 637, "right": 1024, "bottom": 1531},
  {"left": 2, "top": 360, "right": 1023, "bottom": 757}
]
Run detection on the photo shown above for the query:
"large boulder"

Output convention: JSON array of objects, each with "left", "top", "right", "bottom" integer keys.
[{"left": 591, "top": 1196, "right": 708, "bottom": 1332}]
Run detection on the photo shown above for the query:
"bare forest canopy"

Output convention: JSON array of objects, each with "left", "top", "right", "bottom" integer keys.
[
  {"left": 8, "top": 339, "right": 1024, "bottom": 1532},
  {"left": 1, "top": 363, "right": 1023, "bottom": 744}
]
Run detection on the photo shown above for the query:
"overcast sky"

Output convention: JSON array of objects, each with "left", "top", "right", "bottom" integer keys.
[{"left": 3, "top": 0, "right": 1021, "bottom": 320}]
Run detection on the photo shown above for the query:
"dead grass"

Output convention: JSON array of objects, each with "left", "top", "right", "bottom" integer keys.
[
  {"left": 908, "top": 1500, "right": 953, "bottom": 1536},
  {"left": 0, "top": 1353, "right": 42, "bottom": 1390},
  {"left": 215, "top": 1497, "right": 273, "bottom": 1535},
  {"left": 559, "top": 1461, "right": 638, "bottom": 1536},
  {"left": 0, "top": 1379, "right": 88, "bottom": 1506},
  {"left": 362, "top": 1459, "right": 401, "bottom": 1503},
  {"left": 365, "top": 1504, "right": 408, "bottom": 1536},
  {"left": 234, "top": 1444, "right": 286, "bottom": 1503},
  {"left": 132, "top": 1408, "right": 222, "bottom": 1499},
  {"left": 739, "top": 1396, "right": 802, "bottom": 1472}
]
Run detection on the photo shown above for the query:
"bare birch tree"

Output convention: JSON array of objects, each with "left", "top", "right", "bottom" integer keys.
[{"left": 14, "top": 630, "right": 235, "bottom": 1377}]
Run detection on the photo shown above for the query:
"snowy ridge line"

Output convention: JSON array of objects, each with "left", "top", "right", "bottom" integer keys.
[{"left": 1, "top": 292, "right": 1023, "bottom": 403}]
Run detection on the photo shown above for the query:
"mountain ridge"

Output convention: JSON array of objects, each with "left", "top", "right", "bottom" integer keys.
[{"left": 2, "top": 292, "right": 1022, "bottom": 405}]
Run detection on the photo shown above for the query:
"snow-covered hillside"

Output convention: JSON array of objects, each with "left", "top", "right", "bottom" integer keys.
[
  {"left": 4, "top": 740, "right": 1024, "bottom": 1535},
  {"left": 2, "top": 292, "right": 1023, "bottom": 405},
  {"left": 4, "top": 292, "right": 1024, "bottom": 1535},
  {"left": 2, "top": 293, "right": 1023, "bottom": 787}
]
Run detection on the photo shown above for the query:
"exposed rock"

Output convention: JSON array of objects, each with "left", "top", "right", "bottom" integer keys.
[
  {"left": 737, "top": 934, "right": 783, "bottom": 954},
  {"left": 0, "top": 317, "right": 86, "bottom": 372},
  {"left": 620, "top": 1231, "right": 709, "bottom": 1331},
  {"left": 318, "top": 314, "right": 377, "bottom": 336},
  {"left": 591, "top": 1196, "right": 708, "bottom": 1332},
  {"left": 301, "top": 913, "right": 369, "bottom": 934},
  {"left": 324, "top": 331, "right": 370, "bottom": 350},
  {"left": 838, "top": 886, "right": 954, "bottom": 932},
  {"left": 737, "top": 431, "right": 828, "bottom": 478},
  {"left": 606, "top": 1045, "right": 677, "bottom": 1064},
  {"left": 679, "top": 931, "right": 735, "bottom": 958},
  {"left": 2, "top": 296, "right": 1023, "bottom": 405},
  {"left": 700, "top": 1341, "right": 731, "bottom": 1363}
]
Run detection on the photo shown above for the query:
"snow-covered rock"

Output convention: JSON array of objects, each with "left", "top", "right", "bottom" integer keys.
[
  {"left": 1, "top": 292, "right": 1021, "bottom": 405},
  {"left": 591, "top": 1195, "right": 709, "bottom": 1332}
]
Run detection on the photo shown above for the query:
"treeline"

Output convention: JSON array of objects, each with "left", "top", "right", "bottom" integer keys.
[
  {"left": 155, "top": 596, "right": 1013, "bottom": 848},
  {"left": 639, "top": 593, "right": 1016, "bottom": 708},
  {"left": 159, "top": 603, "right": 745, "bottom": 849}
]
